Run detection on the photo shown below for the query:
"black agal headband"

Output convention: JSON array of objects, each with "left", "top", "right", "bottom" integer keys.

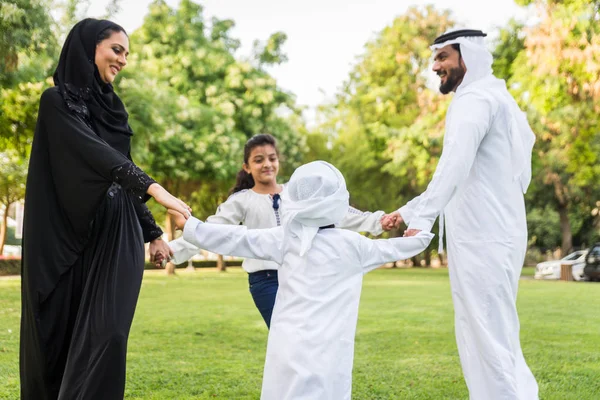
[{"left": 432, "top": 29, "right": 487, "bottom": 45}]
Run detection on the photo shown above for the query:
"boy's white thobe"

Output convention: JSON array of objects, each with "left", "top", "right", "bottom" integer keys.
[{"left": 182, "top": 217, "right": 433, "bottom": 400}]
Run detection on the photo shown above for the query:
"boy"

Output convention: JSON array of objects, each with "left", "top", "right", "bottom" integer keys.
[{"left": 169, "top": 161, "right": 433, "bottom": 399}]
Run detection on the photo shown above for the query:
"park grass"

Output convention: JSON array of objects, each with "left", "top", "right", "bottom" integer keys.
[{"left": 1, "top": 267, "right": 599, "bottom": 399}]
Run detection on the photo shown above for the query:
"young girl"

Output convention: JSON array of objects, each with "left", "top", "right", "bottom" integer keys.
[
  {"left": 170, "top": 134, "right": 393, "bottom": 327},
  {"left": 169, "top": 161, "right": 433, "bottom": 400}
]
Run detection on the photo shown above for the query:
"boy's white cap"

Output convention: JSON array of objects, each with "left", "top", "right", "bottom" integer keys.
[{"left": 281, "top": 161, "right": 349, "bottom": 255}]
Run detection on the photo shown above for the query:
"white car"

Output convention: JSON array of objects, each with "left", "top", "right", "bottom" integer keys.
[{"left": 534, "top": 250, "right": 588, "bottom": 281}]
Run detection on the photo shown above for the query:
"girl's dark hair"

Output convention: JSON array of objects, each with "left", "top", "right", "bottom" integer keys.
[
  {"left": 97, "top": 25, "right": 128, "bottom": 44},
  {"left": 230, "top": 134, "right": 279, "bottom": 195}
]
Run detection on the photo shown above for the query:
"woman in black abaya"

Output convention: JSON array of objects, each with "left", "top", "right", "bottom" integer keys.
[{"left": 20, "top": 19, "right": 190, "bottom": 399}]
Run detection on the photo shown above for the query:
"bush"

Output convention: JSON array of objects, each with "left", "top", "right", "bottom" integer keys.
[
  {"left": 0, "top": 258, "right": 21, "bottom": 276},
  {"left": 524, "top": 247, "right": 546, "bottom": 266},
  {"left": 144, "top": 259, "right": 243, "bottom": 270},
  {"left": 5, "top": 226, "right": 22, "bottom": 246},
  {"left": 0, "top": 258, "right": 244, "bottom": 275}
]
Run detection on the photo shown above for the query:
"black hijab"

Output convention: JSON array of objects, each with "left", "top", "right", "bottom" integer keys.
[{"left": 53, "top": 18, "right": 133, "bottom": 156}]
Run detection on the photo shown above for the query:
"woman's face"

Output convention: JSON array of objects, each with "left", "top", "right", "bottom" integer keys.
[
  {"left": 244, "top": 144, "right": 279, "bottom": 185},
  {"left": 95, "top": 30, "right": 129, "bottom": 84}
]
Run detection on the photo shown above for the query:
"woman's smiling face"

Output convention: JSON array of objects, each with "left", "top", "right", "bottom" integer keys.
[{"left": 95, "top": 30, "right": 129, "bottom": 84}]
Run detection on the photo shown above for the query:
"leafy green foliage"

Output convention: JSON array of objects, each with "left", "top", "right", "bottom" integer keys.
[
  {"left": 508, "top": 0, "right": 600, "bottom": 252},
  {"left": 117, "top": 0, "right": 304, "bottom": 212}
]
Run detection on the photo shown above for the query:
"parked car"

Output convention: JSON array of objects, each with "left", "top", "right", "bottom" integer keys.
[
  {"left": 534, "top": 250, "right": 588, "bottom": 281},
  {"left": 583, "top": 243, "right": 600, "bottom": 281}
]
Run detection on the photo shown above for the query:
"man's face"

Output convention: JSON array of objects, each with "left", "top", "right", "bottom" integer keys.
[{"left": 432, "top": 45, "right": 466, "bottom": 94}]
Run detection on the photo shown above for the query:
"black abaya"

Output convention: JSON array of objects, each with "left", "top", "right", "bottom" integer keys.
[{"left": 20, "top": 86, "right": 154, "bottom": 399}]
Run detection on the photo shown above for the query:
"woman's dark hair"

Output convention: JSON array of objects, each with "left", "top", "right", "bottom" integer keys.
[
  {"left": 230, "top": 134, "right": 279, "bottom": 195},
  {"left": 96, "top": 26, "right": 128, "bottom": 44}
]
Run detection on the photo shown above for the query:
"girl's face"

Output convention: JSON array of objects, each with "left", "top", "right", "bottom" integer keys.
[
  {"left": 244, "top": 144, "right": 279, "bottom": 185},
  {"left": 95, "top": 30, "right": 129, "bottom": 84}
]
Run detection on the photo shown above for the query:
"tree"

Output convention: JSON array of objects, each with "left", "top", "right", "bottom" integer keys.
[
  {"left": 311, "top": 6, "right": 455, "bottom": 263},
  {"left": 0, "top": 0, "right": 55, "bottom": 82},
  {"left": 114, "top": 0, "right": 306, "bottom": 273},
  {"left": 0, "top": 80, "right": 50, "bottom": 155},
  {"left": 0, "top": 1, "right": 56, "bottom": 153},
  {"left": 492, "top": 19, "right": 526, "bottom": 82},
  {"left": 118, "top": 0, "right": 305, "bottom": 241},
  {"left": 0, "top": 151, "right": 27, "bottom": 254},
  {"left": 508, "top": 0, "right": 600, "bottom": 254}
]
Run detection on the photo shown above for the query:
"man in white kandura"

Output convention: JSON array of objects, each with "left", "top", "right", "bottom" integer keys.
[
  {"left": 170, "top": 161, "right": 433, "bottom": 400},
  {"left": 385, "top": 29, "right": 539, "bottom": 399}
]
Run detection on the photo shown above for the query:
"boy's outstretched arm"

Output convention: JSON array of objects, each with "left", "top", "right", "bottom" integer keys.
[
  {"left": 170, "top": 210, "right": 284, "bottom": 264},
  {"left": 358, "top": 232, "right": 434, "bottom": 273}
]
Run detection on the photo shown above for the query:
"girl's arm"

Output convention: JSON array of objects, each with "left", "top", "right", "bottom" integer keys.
[
  {"left": 338, "top": 206, "right": 385, "bottom": 236},
  {"left": 206, "top": 192, "right": 246, "bottom": 225}
]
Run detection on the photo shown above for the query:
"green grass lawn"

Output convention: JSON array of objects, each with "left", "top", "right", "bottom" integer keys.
[{"left": 1, "top": 267, "right": 599, "bottom": 399}]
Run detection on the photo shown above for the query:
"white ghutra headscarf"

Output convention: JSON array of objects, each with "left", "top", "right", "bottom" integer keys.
[
  {"left": 430, "top": 29, "right": 494, "bottom": 91},
  {"left": 281, "top": 161, "right": 349, "bottom": 256}
]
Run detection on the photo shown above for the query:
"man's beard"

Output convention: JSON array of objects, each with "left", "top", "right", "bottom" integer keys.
[{"left": 439, "top": 65, "right": 466, "bottom": 94}]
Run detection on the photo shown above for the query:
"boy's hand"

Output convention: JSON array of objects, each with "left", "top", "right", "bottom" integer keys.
[
  {"left": 381, "top": 211, "right": 404, "bottom": 231},
  {"left": 168, "top": 209, "right": 188, "bottom": 230}
]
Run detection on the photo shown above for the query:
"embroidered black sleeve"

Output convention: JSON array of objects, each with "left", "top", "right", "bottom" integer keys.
[
  {"left": 112, "top": 161, "right": 163, "bottom": 242},
  {"left": 112, "top": 162, "right": 155, "bottom": 200}
]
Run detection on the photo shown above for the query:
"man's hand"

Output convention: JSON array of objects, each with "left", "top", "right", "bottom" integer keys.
[
  {"left": 403, "top": 228, "right": 421, "bottom": 237},
  {"left": 381, "top": 211, "right": 404, "bottom": 231},
  {"left": 149, "top": 238, "right": 173, "bottom": 268},
  {"left": 168, "top": 209, "right": 188, "bottom": 231}
]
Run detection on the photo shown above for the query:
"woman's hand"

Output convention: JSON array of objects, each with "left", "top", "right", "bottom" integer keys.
[
  {"left": 149, "top": 237, "right": 173, "bottom": 268},
  {"left": 147, "top": 183, "right": 191, "bottom": 218}
]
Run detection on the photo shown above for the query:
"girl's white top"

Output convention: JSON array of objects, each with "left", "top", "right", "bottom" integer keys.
[{"left": 169, "top": 187, "right": 386, "bottom": 273}]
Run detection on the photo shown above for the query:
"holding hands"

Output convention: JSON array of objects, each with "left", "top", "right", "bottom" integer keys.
[
  {"left": 379, "top": 211, "right": 422, "bottom": 237},
  {"left": 163, "top": 204, "right": 421, "bottom": 239},
  {"left": 149, "top": 238, "right": 173, "bottom": 268},
  {"left": 380, "top": 211, "right": 403, "bottom": 231},
  {"left": 146, "top": 183, "right": 192, "bottom": 267}
]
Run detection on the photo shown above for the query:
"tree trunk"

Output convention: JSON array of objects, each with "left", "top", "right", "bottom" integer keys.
[
  {"left": 438, "top": 251, "right": 446, "bottom": 266},
  {"left": 424, "top": 249, "right": 431, "bottom": 267},
  {"left": 165, "top": 261, "right": 176, "bottom": 275},
  {"left": 186, "top": 259, "right": 195, "bottom": 272},
  {"left": 558, "top": 204, "right": 573, "bottom": 256},
  {"left": 217, "top": 254, "right": 226, "bottom": 272},
  {"left": 550, "top": 174, "right": 572, "bottom": 257},
  {"left": 411, "top": 256, "right": 419, "bottom": 267},
  {"left": 0, "top": 203, "right": 11, "bottom": 255},
  {"left": 163, "top": 214, "right": 177, "bottom": 275},
  {"left": 165, "top": 213, "right": 177, "bottom": 241}
]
